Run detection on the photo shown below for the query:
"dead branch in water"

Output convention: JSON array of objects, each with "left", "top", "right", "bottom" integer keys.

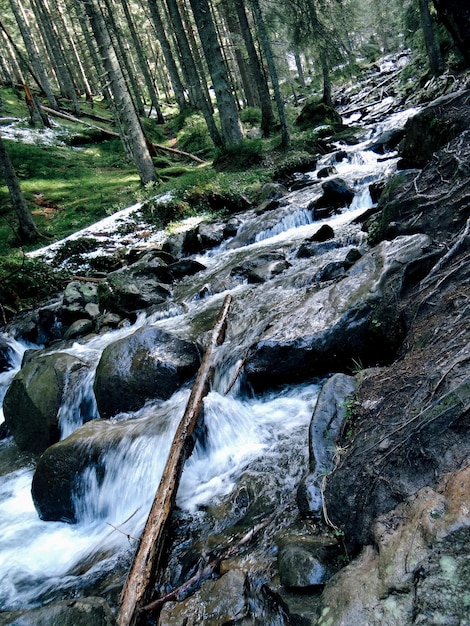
[{"left": 116, "top": 294, "right": 232, "bottom": 626}]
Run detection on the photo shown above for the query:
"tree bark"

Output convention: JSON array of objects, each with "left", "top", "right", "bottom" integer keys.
[
  {"left": 419, "top": 0, "right": 443, "bottom": 76},
  {"left": 146, "top": 0, "right": 187, "bottom": 110},
  {"left": 250, "top": 0, "right": 290, "bottom": 148},
  {"left": 79, "top": 0, "right": 157, "bottom": 185},
  {"left": 116, "top": 294, "right": 233, "bottom": 626},
  {"left": 9, "top": 0, "right": 58, "bottom": 109},
  {"left": 165, "top": 0, "right": 222, "bottom": 146},
  {"left": 0, "top": 136, "right": 39, "bottom": 242},
  {"left": 432, "top": 0, "right": 470, "bottom": 67},
  {"left": 189, "top": 0, "right": 243, "bottom": 146}
]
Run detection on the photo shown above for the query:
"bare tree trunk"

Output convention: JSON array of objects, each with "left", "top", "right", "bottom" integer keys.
[
  {"left": 146, "top": 0, "right": 187, "bottom": 110},
  {"left": 117, "top": 294, "right": 232, "bottom": 626},
  {"left": 250, "top": 0, "right": 290, "bottom": 148},
  {"left": 0, "top": 136, "right": 39, "bottom": 242},
  {"left": 79, "top": 0, "right": 157, "bottom": 185},
  {"left": 121, "top": 0, "right": 163, "bottom": 122},
  {"left": 419, "top": 0, "right": 443, "bottom": 76},
  {"left": 9, "top": 0, "right": 58, "bottom": 109},
  {"left": 165, "top": 0, "right": 222, "bottom": 146},
  {"left": 234, "top": 0, "right": 274, "bottom": 136},
  {"left": 189, "top": 0, "right": 243, "bottom": 146}
]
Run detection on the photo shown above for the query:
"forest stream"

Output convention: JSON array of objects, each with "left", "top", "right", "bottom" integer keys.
[{"left": 1, "top": 70, "right": 470, "bottom": 626}]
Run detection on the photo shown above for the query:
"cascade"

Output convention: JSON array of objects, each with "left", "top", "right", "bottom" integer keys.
[{"left": 0, "top": 111, "right": 415, "bottom": 614}]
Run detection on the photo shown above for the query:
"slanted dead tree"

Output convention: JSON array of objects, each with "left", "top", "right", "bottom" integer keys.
[{"left": 117, "top": 294, "right": 232, "bottom": 626}]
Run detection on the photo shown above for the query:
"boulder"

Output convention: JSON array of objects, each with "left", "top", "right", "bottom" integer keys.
[
  {"left": 0, "top": 336, "right": 14, "bottom": 373},
  {"left": 97, "top": 264, "right": 172, "bottom": 316},
  {"left": 61, "top": 280, "right": 99, "bottom": 325},
  {"left": 295, "top": 101, "right": 343, "bottom": 130},
  {"left": 245, "top": 234, "right": 431, "bottom": 390},
  {"left": 399, "top": 90, "right": 470, "bottom": 168},
  {"left": 158, "top": 569, "right": 248, "bottom": 626},
  {"left": 311, "top": 177, "right": 355, "bottom": 219},
  {"left": 277, "top": 535, "right": 339, "bottom": 588},
  {"left": 93, "top": 327, "right": 200, "bottom": 419},
  {"left": 0, "top": 597, "right": 115, "bottom": 626},
  {"left": 3, "top": 351, "right": 88, "bottom": 453},
  {"left": 297, "top": 374, "right": 356, "bottom": 518}
]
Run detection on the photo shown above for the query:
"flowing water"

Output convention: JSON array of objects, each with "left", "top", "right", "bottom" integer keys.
[{"left": 0, "top": 111, "right": 417, "bottom": 612}]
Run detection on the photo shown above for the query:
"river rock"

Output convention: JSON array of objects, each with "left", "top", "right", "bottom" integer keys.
[
  {"left": 97, "top": 264, "right": 172, "bottom": 316},
  {"left": 316, "top": 467, "right": 470, "bottom": 626},
  {"left": 61, "top": 280, "right": 99, "bottom": 325},
  {"left": 277, "top": 535, "right": 339, "bottom": 588},
  {"left": 297, "top": 373, "right": 357, "bottom": 518},
  {"left": 3, "top": 351, "right": 88, "bottom": 453},
  {"left": 295, "top": 101, "right": 343, "bottom": 130},
  {"left": 158, "top": 569, "right": 248, "bottom": 626},
  {"left": 0, "top": 336, "right": 14, "bottom": 373},
  {"left": 0, "top": 597, "right": 115, "bottom": 626},
  {"left": 93, "top": 327, "right": 200, "bottom": 419},
  {"left": 245, "top": 234, "right": 431, "bottom": 389},
  {"left": 399, "top": 89, "right": 470, "bottom": 167}
]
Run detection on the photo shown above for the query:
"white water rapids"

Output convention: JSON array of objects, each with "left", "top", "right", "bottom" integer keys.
[{"left": 0, "top": 109, "right": 418, "bottom": 611}]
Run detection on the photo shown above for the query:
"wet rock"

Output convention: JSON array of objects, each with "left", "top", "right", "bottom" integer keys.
[
  {"left": 295, "top": 101, "right": 343, "bottom": 131},
  {"left": 371, "top": 129, "right": 470, "bottom": 244},
  {"left": 168, "top": 259, "right": 207, "bottom": 280},
  {"left": 309, "top": 224, "right": 335, "bottom": 242},
  {"left": 315, "top": 261, "right": 345, "bottom": 282},
  {"left": 343, "top": 247, "right": 363, "bottom": 269},
  {"left": 245, "top": 234, "right": 431, "bottom": 389},
  {"left": 94, "top": 327, "right": 200, "bottom": 419},
  {"left": 368, "top": 127, "right": 405, "bottom": 154},
  {"left": 63, "top": 318, "right": 94, "bottom": 340},
  {"left": 162, "top": 232, "right": 186, "bottom": 258},
  {"left": 317, "top": 467, "right": 470, "bottom": 626},
  {"left": 32, "top": 403, "right": 175, "bottom": 522},
  {"left": 0, "top": 336, "right": 14, "bottom": 373},
  {"left": 3, "top": 351, "right": 89, "bottom": 453},
  {"left": 223, "top": 217, "right": 241, "bottom": 238},
  {"left": 399, "top": 89, "right": 470, "bottom": 167},
  {"left": 198, "top": 222, "right": 226, "bottom": 250},
  {"left": 231, "top": 252, "right": 289, "bottom": 284},
  {"left": 158, "top": 569, "right": 248, "bottom": 626},
  {"left": 277, "top": 535, "right": 339, "bottom": 588},
  {"left": 0, "top": 597, "right": 115, "bottom": 626},
  {"left": 62, "top": 280, "right": 99, "bottom": 325},
  {"left": 297, "top": 374, "right": 356, "bottom": 518},
  {"left": 317, "top": 165, "right": 337, "bottom": 178},
  {"left": 97, "top": 264, "right": 172, "bottom": 316},
  {"left": 314, "top": 178, "right": 355, "bottom": 216},
  {"left": 8, "top": 305, "right": 62, "bottom": 346}
]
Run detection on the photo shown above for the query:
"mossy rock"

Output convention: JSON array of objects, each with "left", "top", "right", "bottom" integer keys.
[{"left": 295, "top": 100, "right": 343, "bottom": 131}]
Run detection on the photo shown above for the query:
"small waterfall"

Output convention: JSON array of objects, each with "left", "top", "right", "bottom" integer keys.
[
  {"left": 254, "top": 208, "right": 314, "bottom": 242},
  {"left": 0, "top": 105, "right": 415, "bottom": 612}
]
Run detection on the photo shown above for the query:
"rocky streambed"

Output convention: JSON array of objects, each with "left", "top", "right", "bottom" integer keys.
[{"left": 1, "top": 69, "right": 470, "bottom": 626}]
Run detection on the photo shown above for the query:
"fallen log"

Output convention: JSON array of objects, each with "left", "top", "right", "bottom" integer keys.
[
  {"left": 41, "top": 106, "right": 206, "bottom": 164},
  {"left": 116, "top": 294, "right": 233, "bottom": 626}
]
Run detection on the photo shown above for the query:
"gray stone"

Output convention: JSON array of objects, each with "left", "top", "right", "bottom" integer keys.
[
  {"left": 94, "top": 327, "right": 200, "bottom": 419},
  {"left": 3, "top": 351, "right": 88, "bottom": 452},
  {"left": 158, "top": 569, "right": 248, "bottom": 626},
  {"left": 245, "top": 234, "right": 431, "bottom": 389},
  {"left": 0, "top": 597, "right": 115, "bottom": 626}
]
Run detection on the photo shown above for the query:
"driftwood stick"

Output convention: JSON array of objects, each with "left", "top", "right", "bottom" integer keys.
[
  {"left": 116, "top": 294, "right": 232, "bottom": 626},
  {"left": 41, "top": 106, "right": 205, "bottom": 164}
]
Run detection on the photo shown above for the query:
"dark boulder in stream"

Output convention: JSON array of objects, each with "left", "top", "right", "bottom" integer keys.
[
  {"left": 3, "top": 352, "right": 89, "bottom": 453},
  {"left": 0, "top": 597, "right": 115, "bottom": 626},
  {"left": 245, "top": 234, "right": 431, "bottom": 390},
  {"left": 94, "top": 327, "right": 200, "bottom": 419}
]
